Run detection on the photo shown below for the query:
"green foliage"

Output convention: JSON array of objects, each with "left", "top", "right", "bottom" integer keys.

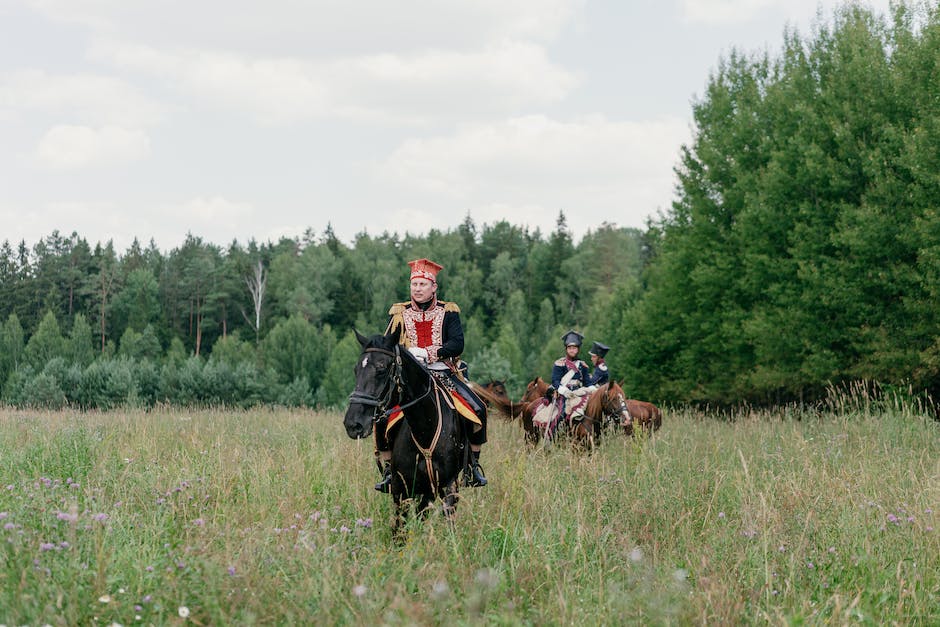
[
  {"left": 76, "top": 359, "right": 138, "bottom": 410},
  {"left": 24, "top": 310, "right": 67, "bottom": 371},
  {"left": 112, "top": 267, "right": 161, "bottom": 333},
  {"left": 262, "top": 315, "right": 335, "bottom": 391},
  {"left": 315, "top": 330, "right": 361, "bottom": 408},
  {"left": 278, "top": 376, "right": 313, "bottom": 407},
  {"left": 210, "top": 333, "right": 257, "bottom": 367},
  {"left": 616, "top": 3, "right": 940, "bottom": 404},
  {"left": 67, "top": 313, "right": 95, "bottom": 367},
  {"left": 118, "top": 324, "right": 162, "bottom": 361},
  {"left": 469, "top": 346, "right": 514, "bottom": 391},
  {"left": 0, "top": 313, "right": 25, "bottom": 389}
]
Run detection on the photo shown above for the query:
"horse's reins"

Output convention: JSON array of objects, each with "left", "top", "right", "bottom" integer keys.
[
  {"left": 348, "top": 345, "right": 433, "bottom": 418},
  {"left": 347, "top": 344, "right": 444, "bottom": 495},
  {"left": 600, "top": 386, "right": 629, "bottom": 426}
]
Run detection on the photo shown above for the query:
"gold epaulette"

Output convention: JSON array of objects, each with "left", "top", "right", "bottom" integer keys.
[
  {"left": 554, "top": 358, "right": 566, "bottom": 367},
  {"left": 442, "top": 301, "right": 460, "bottom": 313},
  {"left": 388, "top": 302, "right": 409, "bottom": 316}
]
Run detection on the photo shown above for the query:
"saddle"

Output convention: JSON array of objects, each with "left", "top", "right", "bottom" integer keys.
[
  {"left": 385, "top": 384, "right": 482, "bottom": 436},
  {"left": 532, "top": 387, "right": 590, "bottom": 437}
]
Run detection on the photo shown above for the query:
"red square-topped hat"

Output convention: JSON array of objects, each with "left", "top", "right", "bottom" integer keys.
[{"left": 408, "top": 258, "right": 443, "bottom": 282}]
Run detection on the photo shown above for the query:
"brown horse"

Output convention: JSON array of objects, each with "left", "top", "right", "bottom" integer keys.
[
  {"left": 518, "top": 376, "right": 663, "bottom": 443},
  {"left": 622, "top": 399, "right": 663, "bottom": 437},
  {"left": 517, "top": 377, "right": 552, "bottom": 445}
]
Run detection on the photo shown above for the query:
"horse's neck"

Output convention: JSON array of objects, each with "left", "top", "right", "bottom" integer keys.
[
  {"left": 398, "top": 362, "right": 446, "bottom": 436},
  {"left": 585, "top": 386, "right": 607, "bottom": 417}
]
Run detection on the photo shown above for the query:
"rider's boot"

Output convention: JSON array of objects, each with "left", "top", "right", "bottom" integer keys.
[
  {"left": 374, "top": 461, "right": 393, "bottom": 493},
  {"left": 467, "top": 450, "right": 488, "bottom": 487}
]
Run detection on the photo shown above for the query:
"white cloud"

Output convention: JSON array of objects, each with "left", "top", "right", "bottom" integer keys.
[
  {"left": 376, "top": 114, "right": 690, "bottom": 236},
  {"left": 26, "top": 0, "right": 585, "bottom": 51},
  {"left": 0, "top": 70, "right": 168, "bottom": 127},
  {"left": 36, "top": 125, "right": 150, "bottom": 168},
  {"left": 88, "top": 39, "right": 576, "bottom": 125},
  {"left": 381, "top": 114, "right": 689, "bottom": 194},
  {"left": 164, "top": 196, "right": 254, "bottom": 223},
  {"left": 680, "top": 0, "right": 895, "bottom": 25},
  {"left": 681, "top": 0, "right": 781, "bottom": 23},
  {"left": 0, "top": 200, "right": 133, "bottom": 247}
]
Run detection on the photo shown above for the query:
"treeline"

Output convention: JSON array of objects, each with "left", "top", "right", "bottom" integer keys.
[
  {"left": 0, "top": 217, "right": 645, "bottom": 409},
  {"left": 610, "top": 2, "right": 940, "bottom": 405},
  {"left": 7, "top": 3, "right": 940, "bottom": 411}
]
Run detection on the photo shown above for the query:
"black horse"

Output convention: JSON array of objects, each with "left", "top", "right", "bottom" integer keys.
[{"left": 344, "top": 327, "right": 468, "bottom": 534}]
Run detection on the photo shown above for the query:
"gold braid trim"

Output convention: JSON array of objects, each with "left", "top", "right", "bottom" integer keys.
[
  {"left": 385, "top": 300, "right": 460, "bottom": 348},
  {"left": 386, "top": 302, "right": 409, "bottom": 346}
]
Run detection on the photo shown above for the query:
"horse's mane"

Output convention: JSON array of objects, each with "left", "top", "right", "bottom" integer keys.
[{"left": 584, "top": 382, "right": 625, "bottom": 419}]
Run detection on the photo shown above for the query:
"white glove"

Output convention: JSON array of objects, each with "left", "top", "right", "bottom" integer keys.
[
  {"left": 408, "top": 347, "right": 429, "bottom": 362},
  {"left": 557, "top": 385, "right": 573, "bottom": 399},
  {"left": 583, "top": 385, "right": 598, "bottom": 393}
]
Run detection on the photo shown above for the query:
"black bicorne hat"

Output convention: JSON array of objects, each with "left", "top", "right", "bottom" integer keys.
[
  {"left": 561, "top": 330, "right": 584, "bottom": 347},
  {"left": 589, "top": 341, "right": 609, "bottom": 358}
]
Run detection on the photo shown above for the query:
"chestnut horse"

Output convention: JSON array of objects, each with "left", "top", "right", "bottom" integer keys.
[{"left": 517, "top": 376, "right": 663, "bottom": 444}]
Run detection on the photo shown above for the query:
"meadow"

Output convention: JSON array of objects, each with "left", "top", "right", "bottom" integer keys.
[{"left": 0, "top": 399, "right": 937, "bottom": 625}]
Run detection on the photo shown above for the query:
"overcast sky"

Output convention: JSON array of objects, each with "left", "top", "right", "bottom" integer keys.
[{"left": 0, "top": 0, "right": 894, "bottom": 252}]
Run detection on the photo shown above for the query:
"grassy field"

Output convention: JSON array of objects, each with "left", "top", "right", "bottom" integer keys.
[{"left": 0, "top": 401, "right": 937, "bottom": 625}]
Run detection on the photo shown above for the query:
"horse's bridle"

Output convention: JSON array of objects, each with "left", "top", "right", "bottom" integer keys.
[
  {"left": 600, "top": 387, "right": 629, "bottom": 426},
  {"left": 347, "top": 345, "right": 404, "bottom": 420}
]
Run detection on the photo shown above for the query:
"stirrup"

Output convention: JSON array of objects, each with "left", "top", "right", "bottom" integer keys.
[
  {"left": 374, "top": 466, "right": 392, "bottom": 493},
  {"left": 465, "top": 462, "right": 487, "bottom": 488}
]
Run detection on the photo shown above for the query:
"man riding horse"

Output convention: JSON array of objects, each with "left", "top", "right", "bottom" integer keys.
[
  {"left": 535, "top": 330, "right": 597, "bottom": 437},
  {"left": 586, "top": 341, "right": 610, "bottom": 387},
  {"left": 373, "top": 258, "right": 488, "bottom": 492}
]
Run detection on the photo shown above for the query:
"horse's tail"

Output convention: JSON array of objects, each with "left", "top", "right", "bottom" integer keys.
[{"left": 469, "top": 381, "right": 516, "bottom": 419}]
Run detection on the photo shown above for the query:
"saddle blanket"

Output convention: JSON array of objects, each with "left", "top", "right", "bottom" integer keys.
[
  {"left": 385, "top": 389, "right": 482, "bottom": 436},
  {"left": 532, "top": 389, "right": 590, "bottom": 427}
]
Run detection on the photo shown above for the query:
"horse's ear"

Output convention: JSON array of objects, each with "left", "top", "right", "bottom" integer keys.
[{"left": 354, "top": 329, "right": 369, "bottom": 347}]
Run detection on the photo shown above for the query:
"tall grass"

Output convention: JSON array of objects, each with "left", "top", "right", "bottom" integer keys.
[{"left": 0, "top": 404, "right": 937, "bottom": 624}]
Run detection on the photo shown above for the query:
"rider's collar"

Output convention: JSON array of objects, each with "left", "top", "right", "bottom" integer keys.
[{"left": 412, "top": 295, "right": 437, "bottom": 311}]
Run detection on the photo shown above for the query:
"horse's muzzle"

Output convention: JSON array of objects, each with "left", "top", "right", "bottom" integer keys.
[{"left": 343, "top": 409, "right": 374, "bottom": 439}]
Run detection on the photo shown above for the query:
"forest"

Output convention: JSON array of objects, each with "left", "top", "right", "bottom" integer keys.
[{"left": 4, "top": 3, "right": 940, "bottom": 410}]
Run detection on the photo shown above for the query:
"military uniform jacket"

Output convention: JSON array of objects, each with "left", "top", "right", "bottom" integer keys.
[
  {"left": 551, "top": 357, "right": 591, "bottom": 389},
  {"left": 387, "top": 299, "right": 463, "bottom": 361},
  {"left": 587, "top": 362, "right": 609, "bottom": 386}
]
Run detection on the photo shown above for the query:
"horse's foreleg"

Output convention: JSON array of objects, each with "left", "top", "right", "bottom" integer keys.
[
  {"left": 391, "top": 494, "right": 405, "bottom": 541},
  {"left": 441, "top": 481, "right": 459, "bottom": 527}
]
